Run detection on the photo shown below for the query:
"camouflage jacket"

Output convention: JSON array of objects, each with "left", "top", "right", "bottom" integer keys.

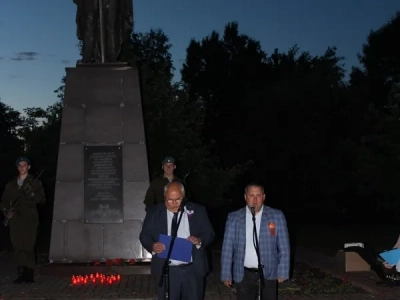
[{"left": 0, "top": 174, "right": 46, "bottom": 221}]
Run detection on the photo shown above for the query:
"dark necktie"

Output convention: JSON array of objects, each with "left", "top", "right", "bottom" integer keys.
[{"left": 171, "top": 212, "right": 179, "bottom": 237}]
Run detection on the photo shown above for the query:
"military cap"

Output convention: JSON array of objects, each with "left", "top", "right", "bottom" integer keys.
[
  {"left": 161, "top": 156, "right": 176, "bottom": 164},
  {"left": 15, "top": 156, "right": 31, "bottom": 166}
]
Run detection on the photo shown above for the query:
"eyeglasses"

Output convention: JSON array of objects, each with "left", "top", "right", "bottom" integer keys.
[{"left": 166, "top": 198, "right": 183, "bottom": 203}]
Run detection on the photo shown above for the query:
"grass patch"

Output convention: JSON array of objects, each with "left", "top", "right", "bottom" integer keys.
[{"left": 279, "top": 262, "right": 365, "bottom": 295}]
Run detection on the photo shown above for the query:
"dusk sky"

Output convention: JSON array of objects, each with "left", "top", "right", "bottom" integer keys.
[{"left": 0, "top": 0, "right": 399, "bottom": 113}]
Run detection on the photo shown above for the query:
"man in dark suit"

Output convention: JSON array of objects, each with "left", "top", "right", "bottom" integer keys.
[{"left": 140, "top": 181, "right": 215, "bottom": 300}]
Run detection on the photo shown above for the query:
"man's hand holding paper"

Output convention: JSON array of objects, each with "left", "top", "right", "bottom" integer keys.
[
  {"left": 187, "top": 235, "right": 201, "bottom": 246},
  {"left": 158, "top": 234, "right": 193, "bottom": 262},
  {"left": 152, "top": 242, "right": 165, "bottom": 254}
]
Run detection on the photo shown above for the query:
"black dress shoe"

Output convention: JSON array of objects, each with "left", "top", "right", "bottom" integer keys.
[
  {"left": 12, "top": 266, "right": 25, "bottom": 284},
  {"left": 24, "top": 268, "right": 34, "bottom": 283}
]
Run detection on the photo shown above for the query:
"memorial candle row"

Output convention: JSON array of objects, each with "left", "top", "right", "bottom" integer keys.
[{"left": 71, "top": 273, "right": 121, "bottom": 285}]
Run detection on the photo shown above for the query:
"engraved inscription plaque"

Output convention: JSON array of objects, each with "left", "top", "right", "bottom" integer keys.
[{"left": 84, "top": 145, "right": 123, "bottom": 223}]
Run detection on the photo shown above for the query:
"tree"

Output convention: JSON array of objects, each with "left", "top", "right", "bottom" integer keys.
[
  {"left": 19, "top": 102, "right": 62, "bottom": 169},
  {"left": 123, "top": 29, "right": 178, "bottom": 175},
  {"left": 125, "top": 28, "right": 249, "bottom": 207},
  {"left": 0, "top": 100, "right": 24, "bottom": 186},
  {"left": 181, "top": 22, "right": 267, "bottom": 169},
  {"left": 351, "top": 11, "right": 400, "bottom": 110},
  {"left": 181, "top": 22, "right": 356, "bottom": 211},
  {"left": 346, "top": 12, "right": 400, "bottom": 215},
  {"left": 18, "top": 102, "right": 62, "bottom": 208},
  {"left": 263, "top": 46, "right": 356, "bottom": 211},
  {"left": 54, "top": 76, "right": 66, "bottom": 101}
]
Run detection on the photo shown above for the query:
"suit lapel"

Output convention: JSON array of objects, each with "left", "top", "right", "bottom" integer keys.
[
  {"left": 239, "top": 207, "right": 246, "bottom": 247},
  {"left": 259, "top": 206, "right": 269, "bottom": 245},
  {"left": 159, "top": 206, "right": 168, "bottom": 235},
  {"left": 186, "top": 202, "right": 196, "bottom": 235}
]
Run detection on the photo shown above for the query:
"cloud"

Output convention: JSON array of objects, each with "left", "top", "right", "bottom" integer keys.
[
  {"left": 8, "top": 74, "right": 24, "bottom": 79},
  {"left": 11, "top": 52, "right": 39, "bottom": 61},
  {"left": 61, "top": 59, "right": 71, "bottom": 65}
]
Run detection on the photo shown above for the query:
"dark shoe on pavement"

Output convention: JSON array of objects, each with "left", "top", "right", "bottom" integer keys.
[
  {"left": 24, "top": 268, "right": 34, "bottom": 283},
  {"left": 12, "top": 266, "right": 25, "bottom": 284}
]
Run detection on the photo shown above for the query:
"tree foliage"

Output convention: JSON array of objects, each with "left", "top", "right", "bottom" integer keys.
[
  {"left": 124, "top": 28, "right": 249, "bottom": 206},
  {"left": 0, "top": 100, "right": 24, "bottom": 188},
  {"left": 351, "top": 12, "right": 400, "bottom": 109}
]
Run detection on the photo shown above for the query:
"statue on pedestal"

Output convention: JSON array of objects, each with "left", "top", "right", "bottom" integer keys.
[{"left": 73, "top": 0, "right": 133, "bottom": 64}]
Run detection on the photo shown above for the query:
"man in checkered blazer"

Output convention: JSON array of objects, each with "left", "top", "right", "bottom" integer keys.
[{"left": 220, "top": 183, "right": 290, "bottom": 300}]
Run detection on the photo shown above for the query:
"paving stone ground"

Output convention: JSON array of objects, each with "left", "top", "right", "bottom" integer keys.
[
  {"left": 0, "top": 249, "right": 390, "bottom": 300},
  {"left": 295, "top": 247, "right": 400, "bottom": 300}
]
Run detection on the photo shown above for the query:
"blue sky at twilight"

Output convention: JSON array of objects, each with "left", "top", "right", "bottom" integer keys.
[{"left": 0, "top": 0, "right": 399, "bottom": 112}]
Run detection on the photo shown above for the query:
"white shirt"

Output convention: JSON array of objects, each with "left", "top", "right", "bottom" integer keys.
[
  {"left": 166, "top": 209, "right": 192, "bottom": 265},
  {"left": 244, "top": 206, "right": 263, "bottom": 268}
]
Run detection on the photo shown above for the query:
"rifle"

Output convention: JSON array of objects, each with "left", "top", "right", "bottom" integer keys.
[
  {"left": 183, "top": 170, "right": 191, "bottom": 183},
  {"left": 181, "top": 169, "right": 194, "bottom": 200},
  {"left": 3, "top": 170, "right": 44, "bottom": 227}
]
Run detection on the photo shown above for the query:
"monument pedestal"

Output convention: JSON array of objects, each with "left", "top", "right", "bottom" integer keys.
[{"left": 49, "top": 63, "right": 151, "bottom": 262}]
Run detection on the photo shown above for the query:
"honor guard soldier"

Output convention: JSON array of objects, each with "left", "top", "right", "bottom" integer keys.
[
  {"left": 143, "top": 156, "right": 183, "bottom": 212},
  {"left": 0, "top": 157, "right": 46, "bottom": 283}
]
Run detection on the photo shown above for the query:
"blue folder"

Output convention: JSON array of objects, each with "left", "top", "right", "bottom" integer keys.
[
  {"left": 379, "top": 249, "right": 400, "bottom": 265},
  {"left": 158, "top": 234, "right": 192, "bottom": 263}
]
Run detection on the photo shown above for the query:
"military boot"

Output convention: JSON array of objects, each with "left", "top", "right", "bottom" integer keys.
[
  {"left": 25, "top": 268, "right": 34, "bottom": 283},
  {"left": 12, "top": 266, "right": 25, "bottom": 284}
]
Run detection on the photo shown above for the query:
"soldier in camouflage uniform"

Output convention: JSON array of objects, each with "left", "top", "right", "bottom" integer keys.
[
  {"left": 0, "top": 157, "right": 46, "bottom": 284},
  {"left": 143, "top": 156, "right": 182, "bottom": 212}
]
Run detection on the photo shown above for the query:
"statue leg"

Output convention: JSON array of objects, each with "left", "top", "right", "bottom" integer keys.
[
  {"left": 104, "top": 0, "right": 118, "bottom": 62},
  {"left": 82, "top": 0, "right": 99, "bottom": 63}
]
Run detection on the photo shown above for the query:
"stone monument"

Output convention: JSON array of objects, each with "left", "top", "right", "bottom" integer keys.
[
  {"left": 73, "top": 0, "right": 133, "bottom": 63},
  {"left": 49, "top": 0, "right": 151, "bottom": 263}
]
